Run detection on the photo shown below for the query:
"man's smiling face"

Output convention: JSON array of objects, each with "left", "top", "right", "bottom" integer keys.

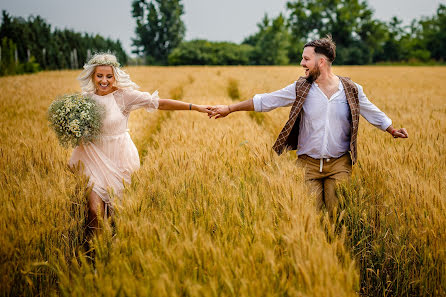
[{"left": 300, "top": 46, "right": 321, "bottom": 82}]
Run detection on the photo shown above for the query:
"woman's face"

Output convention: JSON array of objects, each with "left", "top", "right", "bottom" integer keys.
[{"left": 94, "top": 66, "right": 116, "bottom": 95}]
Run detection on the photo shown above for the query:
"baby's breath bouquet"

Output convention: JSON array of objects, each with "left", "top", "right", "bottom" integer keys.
[{"left": 48, "top": 93, "right": 105, "bottom": 148}]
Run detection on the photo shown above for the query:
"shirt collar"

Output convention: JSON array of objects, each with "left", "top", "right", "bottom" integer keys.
[{"left": 313, "top": 80, "right": 343, "bottom": 91}]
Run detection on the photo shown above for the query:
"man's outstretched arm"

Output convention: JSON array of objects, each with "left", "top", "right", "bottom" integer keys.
[
  {"left": 356, "top": 83, "right": 409, "bottom": 139},
  {"left": 209, "top": 99, "right": 255, "bottom": 119},
  {"left": 209, "top": 82, "right": 297, "bottom": 119}
]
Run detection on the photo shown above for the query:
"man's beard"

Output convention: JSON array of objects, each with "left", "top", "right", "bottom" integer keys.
[{"left": 306, "top": 64, "right": 321, "bottom": 83}]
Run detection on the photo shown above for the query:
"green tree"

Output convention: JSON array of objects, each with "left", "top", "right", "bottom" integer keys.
[
  {"left": 418, "top": 4, "right": 446, "bottom": 61},
  {"left": 168, "top": 40, "right": 253, "bottom": 65},
  {"left": 0, "top": 10, "right": 128, "bottom": 73},
  {"left": 0, "top": 11, "right": 30, "bottom": 63},
  {"left": 378, "top": 17, "right": 406, "bottom": 62},
  {"left": 132, "top": 0, "right": 185, "bottom": 64},
  {"left": 26, "top": 15, "right": 52, "bottom": 69},
  {"left": 286, "top": 0, "right": 386, "bottom": 64},
  {"left": 243, "top": 14, "right": 290, "bottom": 65},
  {"left": 0, "top": 37, "right": 17, "bottom": 75}
]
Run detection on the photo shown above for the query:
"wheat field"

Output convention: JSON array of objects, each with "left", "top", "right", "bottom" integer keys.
[{"left": 0, "top": 66, "right": 444, "bottom": 296}]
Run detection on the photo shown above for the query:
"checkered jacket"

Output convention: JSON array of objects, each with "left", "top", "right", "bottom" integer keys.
[{"left": 272, "top": 76, "right": 360, "bottom": 164}]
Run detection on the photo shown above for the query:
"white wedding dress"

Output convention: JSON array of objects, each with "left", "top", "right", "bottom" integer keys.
[{"left": 69, "top": 88, "right": 159, "bottom": 212}]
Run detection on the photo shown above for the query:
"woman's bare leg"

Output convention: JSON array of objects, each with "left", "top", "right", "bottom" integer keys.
[{"left": 86, "top": 190, "right": 105, "bottom": 237}]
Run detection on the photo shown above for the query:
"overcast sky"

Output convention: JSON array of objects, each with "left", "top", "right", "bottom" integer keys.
[{"left": 1, "top": 0, "right": 444, "bottom": 55}]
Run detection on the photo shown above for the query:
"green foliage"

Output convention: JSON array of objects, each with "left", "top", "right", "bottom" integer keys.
[
  {"left": 0, "top": 37, "right": 40, "bottom": 76},
  {"left": 132, "top": 0, "right": 185, "bottom": 65},
  {"left": 243, "top": 14, "right": 290, "bottom": 65},
  {"left": 417, "top": 4, "right": 446, "bottom": 61},
  {"left": 286, "top": 0, "right": 383, "bottom": 65},
  {"left": 168, "top": 40, "right": 253, "bottom": 65},
  {"left": 2, "top": 2, "right": 446, "bottom": 69},
  {"left": 336, "top": 41, "right": 372, "bottom": 65},
  {"left": 22, "top": 56, "right": 40, "bottom": 73},
  {"left": 285, "top": 0, "right": 446, "bottom": 64},
  {"left": 376, "top": 17, "right": 405, "bottom": 62},
  {"left": 0, "top": 37, "right": 16, "bottom": 75},
  {"left": 0, "top": 10, "right": 127, "bottom": 74},
  {"left": 168, "top": 14, "right": 291, "bottom": 66}
]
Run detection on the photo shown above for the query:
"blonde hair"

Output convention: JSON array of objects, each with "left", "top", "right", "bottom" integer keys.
[{"left": 78, "top": 53, "right": 139, "bottom": 93}]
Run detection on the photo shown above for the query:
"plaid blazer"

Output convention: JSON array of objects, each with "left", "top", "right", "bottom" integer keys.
[{"left": 272, "top": 76, "right": 360, "bottom": 164}]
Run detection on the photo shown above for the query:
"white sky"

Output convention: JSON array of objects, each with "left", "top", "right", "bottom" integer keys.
[{"left": 0, "top": 0, "right": 444, "bottom": 55}]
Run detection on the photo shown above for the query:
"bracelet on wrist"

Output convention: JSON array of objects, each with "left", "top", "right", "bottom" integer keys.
[
  {"left": 391, "top": 129, "right": 398, "bottom": 138},
  {"left": 227, "top": 105, "right": 232, "bottom": 113},
  {"left": 189, "top": 103, "right": 192, "bottom": 110}
]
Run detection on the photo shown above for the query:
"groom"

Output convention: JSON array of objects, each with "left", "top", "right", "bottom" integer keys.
[{"left": 209, "top": 35, "right": 408, "bottom": 216}]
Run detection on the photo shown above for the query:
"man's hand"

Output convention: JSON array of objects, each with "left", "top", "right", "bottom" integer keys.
[
  {"left": 209, "top": 105, "right": 231, "bottom": 119},
  {"left": 390, "top": 128, "right": 409, "bottom": 138}
]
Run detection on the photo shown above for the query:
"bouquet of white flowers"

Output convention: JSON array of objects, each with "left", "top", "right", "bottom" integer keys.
[{"left": 48, "top": 93, "right": 105, "bottom": 148}]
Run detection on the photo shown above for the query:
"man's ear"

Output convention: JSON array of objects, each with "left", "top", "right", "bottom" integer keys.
[{"left": 318, "top": 57, "right": 326, "bottom": 67}]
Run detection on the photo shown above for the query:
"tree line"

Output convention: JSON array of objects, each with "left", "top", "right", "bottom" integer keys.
[
  {"left": 133, "top": 0, "right": 446, "bottom": 65},
  {"left": 1, "top": 0, "right": 445, "bottom": 75},
  {"left": 0, "top": 10, "right": 127, "bottom": 76}
]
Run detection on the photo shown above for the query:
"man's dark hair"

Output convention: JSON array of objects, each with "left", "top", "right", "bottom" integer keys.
[{"left": 304, "top": 35, "right": 336, "bottom": 63}]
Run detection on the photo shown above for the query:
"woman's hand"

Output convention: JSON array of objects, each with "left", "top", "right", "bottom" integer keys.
[{"left": 194, "top": 105, "right": 214, "bottom": 116}]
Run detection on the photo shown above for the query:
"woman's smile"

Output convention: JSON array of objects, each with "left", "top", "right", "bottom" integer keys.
[{"left": 94, "top": 65, "right": 116, "bottom": 95}]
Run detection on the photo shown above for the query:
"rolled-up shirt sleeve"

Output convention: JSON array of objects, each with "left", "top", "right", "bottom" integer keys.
[
  {"left": 356, "top": 83, "right": 392, "bottom": 131},
  {"left": 253, "top": 82, "right": 297, "bottom": 112}
]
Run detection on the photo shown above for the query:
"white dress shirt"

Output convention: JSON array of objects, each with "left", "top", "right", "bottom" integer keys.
[{"left": 253, "top": 80, "right": 392, "bottom": 159}]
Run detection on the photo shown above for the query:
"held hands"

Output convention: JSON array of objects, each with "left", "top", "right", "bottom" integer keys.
[
  {"left": 208, "top": 105, "right": 231, "bottom": 119},
  {"left": 206, "top": 99, "right": 253, "bottom": 118},
  {"left": 187, "top": 104, "right": 229, "bottom": 118}
]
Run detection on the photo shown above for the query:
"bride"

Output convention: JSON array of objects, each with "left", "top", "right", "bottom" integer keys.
[{"left": 70, "top": 53, "right": 211, "bottom": 236}]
